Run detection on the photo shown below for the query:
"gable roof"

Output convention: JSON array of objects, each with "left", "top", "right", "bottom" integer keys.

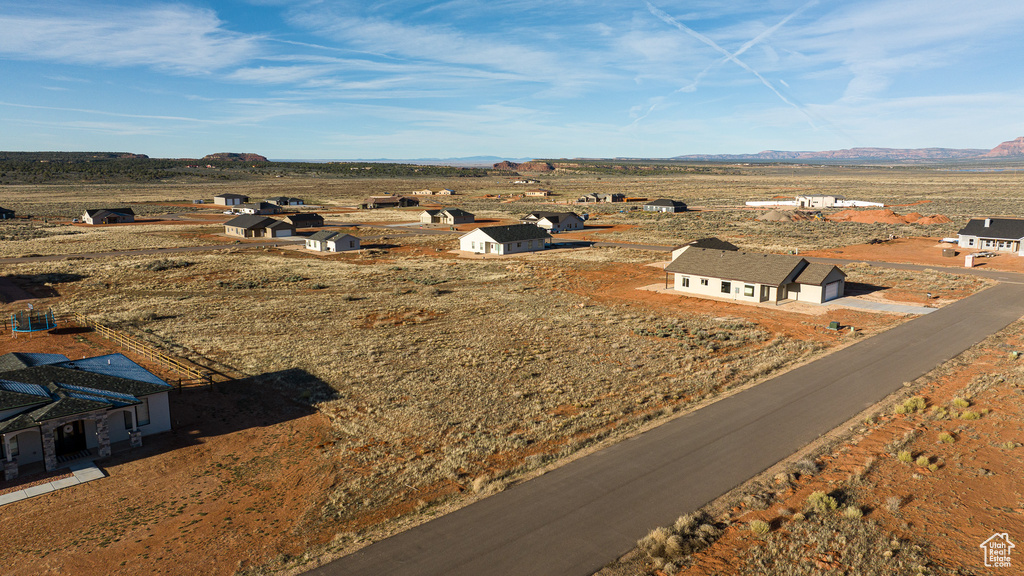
[
  {"left": 239, "top": 202, "right": 279, "bottom": 211},
  {"left": 441, "top": 208, "right": 473, "bottom": 218},
  {"left": 522, "top": 211, "right": 581, "bottom": 224},
  {"left": 214, "top": 193, "right": 248, "bottom": 199},
  {"left": 308, "top": 230, "right": 341, "bottom": 242},
  {"left": 420, "top": 209, "right": 442, "bottom": 216},
  {"left": 645, "top": 199, "right": 687, "bottom": 207},
  {"left": 53, "top": 354, "right": 169, "bottom": 387},
  {"left": 224, "top": 215, "right": 278, "bottom": 229},
  {"left": 958, "top": 218, "right": 1024, "bottom": 240},
  {"left": 665, "top": 248, "right": 807, "bottom": 286},
  {"left": 84, "top": 207, "right": 135, "bottom": 217},
  {"left": 685, "top": 238, "right": 739, "bottom": 251},
  {"left": 467, "top": 224, "right": 552, "bottom": 243},
  {"left": 285, "top": 213, "right": 322, "bottom": 223},
  {"left": 794, "top": 262, "right": 846, "bottom": 285}
]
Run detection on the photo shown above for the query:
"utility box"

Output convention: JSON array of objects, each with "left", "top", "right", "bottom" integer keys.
[
  {"left": 965, "top": 254, "right": 975, "bottom": 268},
  {"left": 942, "top": 248, "right": 956, "bottom": 257}
]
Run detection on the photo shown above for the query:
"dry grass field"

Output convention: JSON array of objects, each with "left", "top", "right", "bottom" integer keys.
[{"left": 0, "top": 165, "right": 1019, "bottom": 575}]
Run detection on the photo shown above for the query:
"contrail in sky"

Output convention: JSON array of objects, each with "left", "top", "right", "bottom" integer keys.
[{"left": 645, "top": 1, "right": 818, "bottom": 127}]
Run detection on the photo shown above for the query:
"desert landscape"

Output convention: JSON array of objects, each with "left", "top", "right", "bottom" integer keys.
[{"left": 2, "top": 159, "right": 1023, "bottom": 576}]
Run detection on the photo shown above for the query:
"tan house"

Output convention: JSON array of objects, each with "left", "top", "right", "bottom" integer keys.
[
  {"left": 520, "top": 211, "right": 585, "bottom": 233},
  {"left": 524, "top": 189, "right": 552, "bottom": 197},
  {"left": 436, "top": 188, "right": 455, "bottom": 195},
  {"left": 224, "top": 215, "right": 295, "bottom": 238},
  {"left": 411, "top": 189, "right": 434, "bottom": 196},
  {"left": 665, "top": 248, "right": 845, "bottom": 304},
  {"left": 213, "top": 193, "right": 248, "bottom": 206}
]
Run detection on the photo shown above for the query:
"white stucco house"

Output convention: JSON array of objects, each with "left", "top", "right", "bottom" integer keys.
[
  {"left": 0, "top": 352, "right": 172, "bottom": 479},
  {"left": 957, "top": 218, "right": 1024, "bottom": 255},
  {"left": 664, "top": 248, "right": 846, "bottom": 304},
  {"left": 459, "top": 224, "right": 551, "bottom": 255},
  {"left": 419, "top": 208, "right": 475, "bottom": 225},
  {"left": 520, "top": 211, "right": 585, "bottom": 233},
  {"left": 305, "top": 230, "right": 360, "bottom": 252}
]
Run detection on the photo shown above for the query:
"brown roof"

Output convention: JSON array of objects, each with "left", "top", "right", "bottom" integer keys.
[{"left": 665, "top": 248, "right": 807, "bottom": 286}]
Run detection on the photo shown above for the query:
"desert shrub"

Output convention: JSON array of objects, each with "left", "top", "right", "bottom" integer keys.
[
  {"left": 843, "top": 506, "right": 864, "bottom": 520},
  {"left": 807, "top": 491, "right": 838, "bottom": 514},
  {"left": 915, "top": 455, "right": 930, "bottom": 467},
  {"left": 938, "top": 432, "right": 955, "bottom": 444},
  {"left": 139, "top": 258, "right": 193, "bottom": 271},
  {"left": 897, "top": 450, "right": 914, "bottom": 464},
  {"left": 1004, "top": 441, "right": 1019, "bottom": 450},
  {"left": 894, "top": 396, "right": 927, "bottom": 415},
  {"left": 749, "top": 520, "right": 771, "bottom": 535},
  {"left": 310, "top": 283, "right": 328, "bottom": 290},
  {"left": 885, "top": 496, "right": 902, "bottom": 512},
  {"left": 792, "top": 457, "right": 819, "bottom": 476},
  {"left": 951, "top": 397, "right": 971, "bottom": 408},
  {"left": 960, "top": 410, "right": 981, "bottom": 420}
]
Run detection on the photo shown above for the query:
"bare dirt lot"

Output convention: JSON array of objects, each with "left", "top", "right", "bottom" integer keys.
[{"left": 1, "top": 166, "right": 1022, "bottom": 575}]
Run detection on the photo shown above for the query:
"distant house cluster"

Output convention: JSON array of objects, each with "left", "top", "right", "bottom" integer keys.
[
  {"left": 520, "top": 211, "right": 585, "bottom": 233},
  {"left": 578, "top": 192, "right": 624, "bottom": 203},
  {"left": 266, "top": 197, "right": 304, "bottom": 206},
  {"left": 957, "top": 217, "right": 1024, "bottom": 255},
  {"left": 0, "top": 352, "right": 172, "bottom": 479},
  {"left": 411, "top": 189, "right": 455, "bottom": 196},
  {"left": 81, "top": 207, "right": 135, "bottom": 225}
]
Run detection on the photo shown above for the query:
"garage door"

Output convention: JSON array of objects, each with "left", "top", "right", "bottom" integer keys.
[{"left": 824, "top": 281, "right": 840, "bottom": 301}]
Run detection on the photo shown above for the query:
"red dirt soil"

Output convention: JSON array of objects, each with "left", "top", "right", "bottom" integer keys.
[
  {"left": 804, "top": 237, "right": 1024, "bottom": 273},
  {"left": 827, "top": 209, "right": 952, "bottom": 225}
]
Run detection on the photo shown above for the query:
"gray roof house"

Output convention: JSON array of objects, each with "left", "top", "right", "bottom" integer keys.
[
  {"left": 459, "top": 224, "right": 551, "bottom": 255},
  {"left": 670, "top": 237, "right": 740, "bottom": 260},
  {"left": 419, "top": 208, "right": 475, "bottom": 225},
  {"left": 664, "top": 248, "right": 846, "bottom": 304},
  {"left": 305, "top": 230, "right": 360, "bottom": 252},
  {"left": 224, "top": 215, "right": 295, "bottom": 238},
  {"left": 284, "top": 213, "right": 324, "bottom": 228},
  {"left": 957, "top": 218, "right": 1024, "bottom": 255},
  {"left": 82, "top": 207, "right": 135, "bottom": 225},
  {"left": 0, "top": 206, "right": 14, "bottom": 220},
  {"left": 643, "top": 199, "right": 688, "bottom": 213},
  {"left": 0, "top": 352, "right": 172, "bottom": 478},
  {"left": 520, "top": 211, "right": 585, "bottom": 233}
]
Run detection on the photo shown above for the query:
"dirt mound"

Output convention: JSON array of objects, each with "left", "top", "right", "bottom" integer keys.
[
  {"left": 757, "top": 210, "right": 793, "bottom": 222},
  {"left": 828, "top": 209, "right": 951, "bottom": 225}
]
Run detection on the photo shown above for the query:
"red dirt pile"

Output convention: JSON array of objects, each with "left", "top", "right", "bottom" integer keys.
[{"left": 828, "top": 209, "right": 952, "bottom": 225}]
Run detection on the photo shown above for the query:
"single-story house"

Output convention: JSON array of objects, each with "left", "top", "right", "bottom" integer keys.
[
  {"left": 0, "top": 207, "right": 14, "bottom": 220},
  {"left": 419, "top": 208, "right": 475, "bottom": 225},
  {"left": 0, "top": 352, "right": 172, "bottom": 478},
  {"left": 284, "top": 213, "right": 324, "bottom": 228},
  {"left": 644, "top": 199, "right": 688, "bottom": 213},
  {"left": 520, "top": 211, "right": 585, "bottom": 233},
  {"left": 524, "top": 189, "right": 551, "bottom": 197},
  {"left": 237, "top": 202, "right": 281, "bottom": 215},
  {"left": 512, "top": 179, "right": 539, "bottom": 184},
  {"left": 224, "top": 215, "right": 295, "bottom": 238},
  {"left": 957, "top": 218, "right": 1024, "bottom": 255},
  {"left": 459, "top": 224, "right": 551, "bottom": 255},
  {"left": 436, "top": 188, "right": 455, "bottom": 195},
  {"left": 579, "top": 192, "right": 624, "bottom": 203},
  {"left": 266, "top": 197, "right": 304, "bottom": 206},
  {"left": 411, "top": 189, "right": 434, "bottom": 196},
  {"left": 305, "top": 230, "right": 360, "bottom": 252},
  {"left": 213, "top": 193, "right": 248, "bottom": 206},
  {"left": 665, "top": 248, "right": 846, "bottom": 304},
  {"left": 797, "top": 195, "right": 845, "bottom": 209},
  {"left": 82, "top": 208, "right": 136, "bottom": 225},
  {"left": 670, "top": 237, "right": 739, "bottom": 260},
  {"left": 364, "top": 196, "right": 419, "bottom": 209}
]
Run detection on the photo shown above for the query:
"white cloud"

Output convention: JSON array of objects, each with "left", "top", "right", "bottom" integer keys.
[{"left": 0, "top": 4, "right": 259, "bottom": 73}]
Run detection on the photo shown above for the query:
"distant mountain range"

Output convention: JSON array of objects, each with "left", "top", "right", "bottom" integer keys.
[
  {"left": 269, "top": 155, "right": 532, "bottom": 167},
  {"left": 674, "top": 137, "right": 1024, "bottom": 162}
]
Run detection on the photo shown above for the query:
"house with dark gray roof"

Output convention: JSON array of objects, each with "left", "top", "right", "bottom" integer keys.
[
  {"left": 284, "top": 213, "right": 324, "bottom": 228},
  {"left": 664, "top": 248, "right": 845, "bottom": 304},
  {"left": 644, "top": 199, "right": 688, "bottom": 213},
  {"left": 671, "top": 237, "right": 739, "bottom": 260},
  {"left": 224, "top": 215, "right": 295, "bottom": 238},
  {"left": 0, "top": 206, "right": 14, "bottom": 220},
  {"left": 0, "top": 352, "right": 172, "bottom": 479},
  {"left": 419, "top": 208, "right": 475, "bottom": 225},
  {"left": 266, "top": 196, "right": 304, "bottom": 206},
  {"left": 305, "top": 230, "right": 360, "bottom": 252},
  {"left": 82, "top": 207, "right": 135, "bottom": 225},
  {"left": 459, "top": 224, "right": 551, "bottom": 255},
  {"left": 957, "top": 218, "right": 1024, "bottom": 255},
  {"left": 520, "top": 211, "right": 585, "bottom": 233}
]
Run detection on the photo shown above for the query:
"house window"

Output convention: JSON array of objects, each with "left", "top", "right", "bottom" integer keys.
[
  {"left": 136, "top": 399, "right": 151, "bottom": 427},
  {"left": 721, "top": 281, "right": 731, "bottom": 294},
  {"left": 700, "top": 278, "right": 709, "bottom": 286},
  {"left": 744, "top": 284, "right": 755, "bottom": 297},
  {"left": 350, "top": 241, "right": 355, "bottom": 248},
  {"left": 680, "top": 276, "right": 690, "bottom": 288},
  {"left": 968, "top": 238, "right": 975, "bottom": 246},
  {"left": 517, "top": 242, "right": 522, "bottom": 248}
]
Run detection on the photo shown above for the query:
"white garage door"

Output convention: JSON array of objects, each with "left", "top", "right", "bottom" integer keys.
[{"left": 824, "top": 281, "right": 840, "bottom": 301}]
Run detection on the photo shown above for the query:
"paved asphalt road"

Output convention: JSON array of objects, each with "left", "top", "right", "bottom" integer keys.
[{"left": 307, "top": 282, "right": 1024, "bottom": 576}]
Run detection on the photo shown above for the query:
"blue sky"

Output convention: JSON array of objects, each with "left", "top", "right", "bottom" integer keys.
[{"left": 2, "top": 0, "right": 1023, "bottom": 159}]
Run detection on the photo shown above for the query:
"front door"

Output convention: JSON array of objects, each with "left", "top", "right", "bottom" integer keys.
[{"left": 54, "top": 420, "right": 87, "bottom": 455}]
